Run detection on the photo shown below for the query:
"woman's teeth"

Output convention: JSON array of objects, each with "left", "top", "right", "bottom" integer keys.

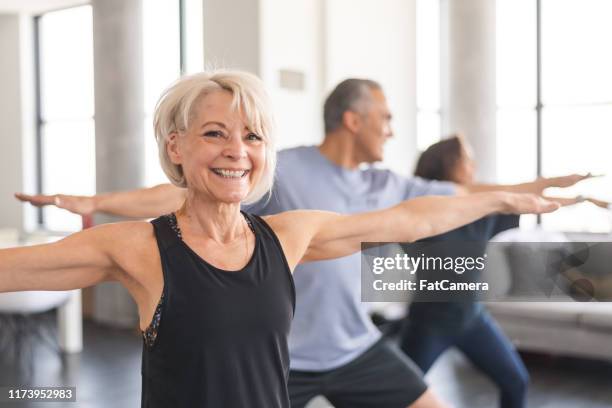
[{"left": 212, "top": 169, "right": 249, "bottom": 178}]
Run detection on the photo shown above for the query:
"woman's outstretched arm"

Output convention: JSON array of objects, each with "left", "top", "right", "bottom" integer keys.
[
  {"left": 15, "top": 184, "right": 186, "bottom": 219},
  {"left": 0, "top": 222, "right": 153, "bottom": 293},
  {"left": 267, "top": 191, "right": 559, "bottom": 269}
]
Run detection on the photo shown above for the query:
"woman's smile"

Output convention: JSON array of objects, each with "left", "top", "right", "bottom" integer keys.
[{"left": 210, "top": 168, "right": 251, "bottom": 179}]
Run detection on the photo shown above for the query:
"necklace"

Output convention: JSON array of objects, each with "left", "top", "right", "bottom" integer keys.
[{"left": 241, "top": 215, "right": 250, "bottom": 267}]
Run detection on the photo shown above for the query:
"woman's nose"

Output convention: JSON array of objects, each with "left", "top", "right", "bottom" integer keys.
[{"left": 223, "top": 135, "right": 247, "bottom": 159}]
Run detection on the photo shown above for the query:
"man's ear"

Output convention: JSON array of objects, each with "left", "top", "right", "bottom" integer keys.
[
  {"left": 166, "top": 132, "right": 182, "bottom": 164},
  {"left": 342, "top": 110, "right": 362, "bottom": 134}
]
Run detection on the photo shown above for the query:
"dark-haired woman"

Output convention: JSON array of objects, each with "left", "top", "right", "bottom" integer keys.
[{"left": 399, "top": 135, "right": 606, "bottom": 408}]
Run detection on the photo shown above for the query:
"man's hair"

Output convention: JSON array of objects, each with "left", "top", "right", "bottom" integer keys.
[{"left": 323, "top": 78, "right": 382, "bottom": 133}]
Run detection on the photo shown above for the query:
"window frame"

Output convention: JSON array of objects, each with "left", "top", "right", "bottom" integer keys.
[
  {"left": 33, "top": 4, "right": 95, "bottom": 230},
  {"left": 498, "top": 0, "right": 612, "bottom": 230},
  {"left": 415, "top": 0, "right": 442, "bottom": 152},
  {"left": 33, "top": 1, "right": 198, "bottom": 229}
]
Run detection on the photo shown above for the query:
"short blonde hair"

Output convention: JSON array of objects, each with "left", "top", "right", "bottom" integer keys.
[{"left": 153, "top": 70, "right": 276, "bottom": 205}]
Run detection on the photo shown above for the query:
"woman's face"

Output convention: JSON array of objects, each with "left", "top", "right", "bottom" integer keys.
[
  {"left": 168, "top": 90, "right": 266, "bottom": 204},
  {"left": 451, "top": 143, "right": 476, "bottom": 185}
]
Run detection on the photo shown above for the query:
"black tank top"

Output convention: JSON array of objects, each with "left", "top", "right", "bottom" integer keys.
[{"left": 141, "top": 212, "right": 295, "bottom": 408}]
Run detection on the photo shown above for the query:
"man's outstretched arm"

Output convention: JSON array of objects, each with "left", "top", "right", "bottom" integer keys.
[{"left": 15, "top": 184, "right": 186, "bottom": 218}]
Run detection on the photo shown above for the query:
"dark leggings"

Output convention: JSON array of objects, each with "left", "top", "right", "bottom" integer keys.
[{"left": 400, "top": 311, "right": 529, "bottom": 408}]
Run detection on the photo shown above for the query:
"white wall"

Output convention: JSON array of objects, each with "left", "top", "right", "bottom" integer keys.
[
  {"left": 202, "top": 0, "right": 260, "bottom": 74},
  {"left": 203, "top": 0, "right": 419, "bottom": 162},
  {"left": 325, "top": 0, "right": 418, "bottom": 176},
  {"left": 441, "top": 0, "right": 497, "bottom": 182},
  {"left": 260, "top": 0, "right": 325, "bottom": 148}
]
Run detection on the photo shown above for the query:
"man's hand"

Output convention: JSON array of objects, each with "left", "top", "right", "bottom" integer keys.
[
  {"left": 15, "top": 193, "right": 95, "bottom": 216},
  {"left": 16, "top": 184, "right": 186, "bottom": 218},
  {"left": 500, "top": 192, "right": 560, "bottom": 215}
]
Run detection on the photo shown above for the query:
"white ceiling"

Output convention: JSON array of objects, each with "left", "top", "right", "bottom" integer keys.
[{"left": 0, "top": 0, "right": 88, "bottom": 14}]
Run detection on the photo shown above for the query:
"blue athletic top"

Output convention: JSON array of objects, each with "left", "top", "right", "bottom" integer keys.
[{"left": 246, "top": 146, "right": 456, "bottom": 370}]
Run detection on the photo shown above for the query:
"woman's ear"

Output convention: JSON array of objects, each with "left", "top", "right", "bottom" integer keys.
[{"left": 166, "top": 131, "right": 182, "bottom": 164}]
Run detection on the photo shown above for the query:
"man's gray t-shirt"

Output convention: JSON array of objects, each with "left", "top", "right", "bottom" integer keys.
[{"left": 247, "top": 146, "right": 456, "bottom": 371}]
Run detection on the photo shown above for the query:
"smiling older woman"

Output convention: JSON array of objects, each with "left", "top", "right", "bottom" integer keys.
[{"left": 0, "top": 71, "right": 560, "bottom": 408}]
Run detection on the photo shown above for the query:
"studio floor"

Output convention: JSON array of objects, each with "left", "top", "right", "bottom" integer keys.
[{"left": 0, "top": 318, "right": 611, "bottom": 408}]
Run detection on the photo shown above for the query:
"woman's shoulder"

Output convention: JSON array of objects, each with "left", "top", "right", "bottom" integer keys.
[
  {"left": 79, "top": 221, "right": 158, "bottom": 254},
  {"left": 88, "top": 219, "right": 155, "bottom": 236},
  {"left": 88, "top": 221, "right": 160, "bottom": 277}
]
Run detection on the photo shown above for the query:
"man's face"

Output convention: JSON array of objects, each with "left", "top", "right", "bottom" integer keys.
[{"left": 354, "top": 89, "right": 393, "bottom": 163}]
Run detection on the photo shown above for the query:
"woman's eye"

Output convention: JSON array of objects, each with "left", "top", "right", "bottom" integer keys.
[
  {"left": 246, "top": 133, "right": 263, "bottom": 141},
  {"left": 203, "top": 130, "right": 223, "bottom": 138}
]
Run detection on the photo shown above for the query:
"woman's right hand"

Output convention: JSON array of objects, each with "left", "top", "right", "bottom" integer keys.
[{"left": 15, "top": 193, "right": 96, "bottom": 216}]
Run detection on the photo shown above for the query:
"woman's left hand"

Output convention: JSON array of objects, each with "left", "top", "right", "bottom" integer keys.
[
  {"left": 543, "top": 173, "right": 599, "bottom": 190},
  {"left": 586, "top": 197, "right": 611, "bottom": 209}
]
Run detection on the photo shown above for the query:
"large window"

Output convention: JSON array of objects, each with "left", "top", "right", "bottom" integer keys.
[
  {"left": 497, "top": 0, "right": 612, "bottom": 232},
  {"left": 143, "top": 0, "right": 203, "bottom": 186},
  {"left": 35, "top": 1, "right": 204, "bottom": 231},
  {"left": 539, "top": 0, "right": 612, "bottom": 232},
  {"left": 496, "top": 0, "right": 537, "bottom": 185},
  {"left": 416, "top": 0, "right": 441, "bottom": 152},
  {"left": 36, "top": 6, "right": 95, "bottom": 232},
  {"left": 143, "top": 0, "right": 181, "bottom": 186}
]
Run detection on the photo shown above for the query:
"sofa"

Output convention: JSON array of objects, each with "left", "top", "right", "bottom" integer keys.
[
  {"left": 485, "top": 229, "right": 612, "bottom": 362},
  {"left": 369, "top": 228, "right": 612, "bottom": 363}
]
